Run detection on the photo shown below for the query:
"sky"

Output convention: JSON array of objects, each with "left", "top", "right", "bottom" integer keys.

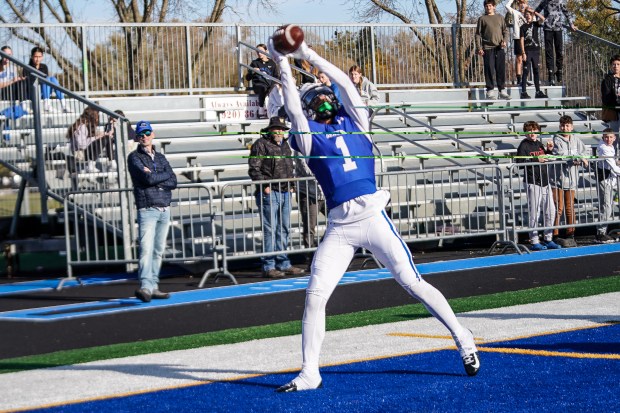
[
  {"left": 82, "top": 0, "right": 401, "bottom": 24},
  {"left": 228, "top": 0, "right": 364, "bottom": 24}
]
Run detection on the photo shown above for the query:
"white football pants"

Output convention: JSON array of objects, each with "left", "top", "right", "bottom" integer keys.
[{"left": 301, "top": 209, "right": 469, "bottom": 378}]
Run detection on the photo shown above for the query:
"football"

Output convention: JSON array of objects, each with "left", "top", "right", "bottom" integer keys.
[{"left": 272, "top": 24, "right": 304, "bottom": 54}]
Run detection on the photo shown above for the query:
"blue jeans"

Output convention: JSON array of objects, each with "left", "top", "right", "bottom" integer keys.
[
  {"left": 137, "top": 207, "right": 171, "bottom": 292},
  {"left": 256, "top": 190, "right": 292, "bottom": 272},
  {"left": 41, "top": 76, "right": 64, "bottom": 100}
]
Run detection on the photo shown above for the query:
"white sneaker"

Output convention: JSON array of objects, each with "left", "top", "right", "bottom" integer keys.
[
  {"left": 485, "top": 90, "right": 497, "bottom": 100},
  {"left": 107, "top": 160, "right": 118, "bottom": 172},
  {"left": 498, "top": 90, "right": 511, "bottom": 100}
]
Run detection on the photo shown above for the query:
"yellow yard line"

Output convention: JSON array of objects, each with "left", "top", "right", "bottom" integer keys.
[
  {"left": 478, "top": 347, "right": 620, "bottom": 360},
  {"left": 3, "top": 322, "right": 617, "bottom": 412}
]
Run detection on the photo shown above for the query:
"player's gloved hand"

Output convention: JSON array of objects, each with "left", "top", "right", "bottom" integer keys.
[
  {"left": 267, "top": 38, "right": 287, "bottom": 64},
  {"left": 290, "top": 41, "right": 311, "bottom": 61}
]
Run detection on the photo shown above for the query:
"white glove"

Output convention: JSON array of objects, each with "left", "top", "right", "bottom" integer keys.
[
  {"left": 290, "top": 41, "right": 311, "bottom": 61},
  {"left": 267, "top": 38, "right": 288, "bottom": 64}
]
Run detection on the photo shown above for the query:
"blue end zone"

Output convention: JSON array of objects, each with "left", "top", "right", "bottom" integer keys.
[
  {"left": 2, "top": 243, "right": 620, "bottom": 322},
  {"left": 25, "top": 324, "right": 620, "bottom": 412}
]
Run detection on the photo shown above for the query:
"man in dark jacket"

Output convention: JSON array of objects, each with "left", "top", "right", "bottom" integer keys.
[
  {"left": 248, "top": 116, "right": 304, "bottom": 278},
  {"left": 127, "top": 121, "right": 177, "bottom": 302},
  {"left": 601, "top": 54, "right": 620, "bottom": 151}
]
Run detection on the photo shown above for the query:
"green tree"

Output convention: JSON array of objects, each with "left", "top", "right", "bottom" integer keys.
[{"left": 568, "top": 0, "right": 620, "bottom": 44}]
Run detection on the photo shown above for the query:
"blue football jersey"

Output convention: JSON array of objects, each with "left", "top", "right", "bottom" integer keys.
[{"left": 291, "top": 110, "right": 376, "bottom": 209}]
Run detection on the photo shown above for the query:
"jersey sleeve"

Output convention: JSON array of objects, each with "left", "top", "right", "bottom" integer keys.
[
  {"left": 297, "top": 44, "right": 371, "bottom": 143},
  {"left": 268, "top": 40, "right": 313, "bottom": 156}
]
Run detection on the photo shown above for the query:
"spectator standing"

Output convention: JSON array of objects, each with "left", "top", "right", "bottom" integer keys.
[
  {"left": 534, "top": 0, "right": 577, "bottom": 86},
  {"left": 516, "top": 120, "right": 560, "bottom": 250},
  {"left": 594, "top": 129, "right": 620, "bottom": 243},
  {"left": 505, "top": 0, "right": 528, "bottom": 85},
  {"left": 551, "top": 115, "right": 588, "bottom": 247},
  {"left": 294, "top": 155, "right": 326, "bottom": 267},
  {"left": 601, "top": 54, "right": 620, "bottom": 148},
  {"left": 348, "top": 65, "right": 379, "bottom": 107},
  {"left": 67, "top": 106, "right": 114, "bottom": 173},
  {"left": 520, "top": 8, "right": 548, "bottom": 99},
  {"left": 476, "top": 0, "right": 511, "bottom": 100},
  {"left": 248, "top": 116, "right": 305, "bottom": 278},
  {"left": 28, "top": 47, "right": 68, "bottom": 113},
  {"left": 127, "top": 121, "right": 177, "bottom": 303},
  {"left": 268, "top": 37, "right": 479, "bottom": 393},
  {"left": 318, "top": 71, "right": 341, "bottom": 103},
  {"left": 245, "top": 44, "right": 279, "bottom": 118}
]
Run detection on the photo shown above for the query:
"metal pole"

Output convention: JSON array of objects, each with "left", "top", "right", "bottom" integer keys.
[
  {"left": 8, "top": 177, "right": 27, "bottom": 237},
  {"left": 185, "top": 25, "right": 194, "bottom": 95},
  {"left": 451, "top": 24, "right": 460, "bottom": 88},
  {"left": 29, "top": 74, "right": 49, "bottom": 225},
  {"left": 370, "top": 26, "right": 377, "bottom": 84},
  {"left": 236, "top": 25, "right": 243, "bottom": 91},
  {"left": 117, "top": 125, "right": 136, "bottom": 272},
  {"left": 81, "top": 25, "right": 90, "bottom": 99}
]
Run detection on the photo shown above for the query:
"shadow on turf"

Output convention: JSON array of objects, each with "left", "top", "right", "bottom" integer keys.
[{"left": 16, "top": 363, "right": 465, "bottom": 384}]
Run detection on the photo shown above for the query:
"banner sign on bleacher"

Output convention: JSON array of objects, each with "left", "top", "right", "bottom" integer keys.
[{"left": 203, "top": 95, "right": 261, "bottom": 121}]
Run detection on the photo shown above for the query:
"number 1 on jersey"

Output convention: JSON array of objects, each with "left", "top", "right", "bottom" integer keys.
[{"left": 335, "top": 136, "right": 358, "bottom": 172}]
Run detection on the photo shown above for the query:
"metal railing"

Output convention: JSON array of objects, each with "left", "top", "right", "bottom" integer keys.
[
  {"left": 196, "top": 165, "right": 508, "bottom": 284},
  {"left": 506, "top": 158, "right": 620, "bottom": 243},
  {"left": 2, "top": 23, "right": 617, "bottom": 101},
  {"left": 61, "top": 184, "right": 219, "bottom": 286},
  {"left": 0, "top": 46, "right": 134, "bottom": 240},
  {"left": 59, "top": 155, "right": 620, "bottom": 285}
]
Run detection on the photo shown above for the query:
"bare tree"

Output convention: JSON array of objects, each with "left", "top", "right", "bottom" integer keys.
[
  {"left": 0, "top": 0, "right": 278, "bottom": 92},
  {"left": 347, "top": 0, "right": 482, "bottom": 85}
]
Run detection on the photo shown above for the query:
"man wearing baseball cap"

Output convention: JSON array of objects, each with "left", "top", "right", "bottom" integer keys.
[
  {"left": 127, "top": 121, "right": 177, "bottom": 302},
  {"left": 248, "top": 116, "right": 305, "bottom": 278}
]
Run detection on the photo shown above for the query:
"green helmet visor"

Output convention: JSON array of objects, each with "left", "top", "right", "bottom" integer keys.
[{"left": 316, "top": 101, "right": 334, "bottom": 114}]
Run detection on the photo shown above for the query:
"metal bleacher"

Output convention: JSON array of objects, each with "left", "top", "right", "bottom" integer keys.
[{"left": 0, "top": 66, "right": 611, "bottom": 285}]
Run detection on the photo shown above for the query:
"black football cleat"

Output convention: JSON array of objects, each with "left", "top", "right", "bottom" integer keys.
[
  {"left": 276, "top": 380, "right": 322, "bottom": 393},
  {"left": 462, "top": 352, "right": 480, "bottom": 376}
]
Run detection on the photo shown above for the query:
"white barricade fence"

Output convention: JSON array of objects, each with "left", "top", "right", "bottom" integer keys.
[
  {"left": 215, "top": 165, "right": 507, "bottom": 276},
  {"left": 62, "top": 184, "right": 218, "bottom": 285},
  {"left": 506, "top": 158, "right": 620, "bottom": 245},
  {"left": 1, "top": 23, "right": 613, "bottom": 99}
]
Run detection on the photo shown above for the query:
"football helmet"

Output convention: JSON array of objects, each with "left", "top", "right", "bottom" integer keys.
[{"left": 299, "top": 83, "right": 340, "bottom": 121}]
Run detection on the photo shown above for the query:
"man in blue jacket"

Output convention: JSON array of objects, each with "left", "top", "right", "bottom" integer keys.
[{"left": 127, "top": 121, "right": 177, "bottom": 302}]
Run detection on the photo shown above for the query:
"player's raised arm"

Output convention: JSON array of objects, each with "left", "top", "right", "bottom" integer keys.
[
  {"left": 290, "top": 43, "right": 370, "bottom": 140},
  {"left": 267, "top": 39, "right": 313, "bottom": 156}
]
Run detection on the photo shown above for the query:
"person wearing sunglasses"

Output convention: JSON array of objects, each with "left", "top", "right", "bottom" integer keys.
[
  {"left": 268, "top": 36, "right": 480, "bottom": 393},
  {"left": 248, "top": 116, "right": 305, "bottom": 279},
  {"left": 127, "top": 121, "right": 177, "bottom": 303}
]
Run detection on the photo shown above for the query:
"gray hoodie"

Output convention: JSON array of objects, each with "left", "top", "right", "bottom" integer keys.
[
  {"left": 551, "top": 133, "right": 589, "bottom": 189},
  {"left": 358, "top": 76, "right": 379, "bottom": 107}
]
